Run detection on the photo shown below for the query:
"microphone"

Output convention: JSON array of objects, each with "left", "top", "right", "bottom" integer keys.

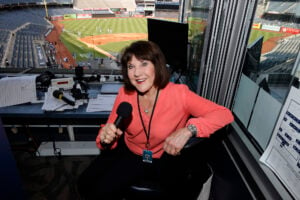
[
  {"left": 114, "top": 102, "right": 132, "bottom": 128},
  {"left": 53, "top": 90, "right": 75, "bottom": 106},
  {"left": 101, "top": 102, "right": 132, "bottom": 147}
]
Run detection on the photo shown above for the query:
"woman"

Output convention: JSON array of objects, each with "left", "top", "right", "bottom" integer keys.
[{"left": 78, "top": 41, "right": 234, "bottom": 200}]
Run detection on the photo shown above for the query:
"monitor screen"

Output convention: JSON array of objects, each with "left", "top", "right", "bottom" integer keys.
[{"left": 147, "top": 18, "right": 188, "bottom": 72}]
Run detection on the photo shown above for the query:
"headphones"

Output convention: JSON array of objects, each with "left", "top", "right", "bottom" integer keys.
[
  {"left": 71, "top": 81, "right": 88, "bottom": 100},
  {"left": 36, "top": 71, "right": 55, "bottom": 90}
]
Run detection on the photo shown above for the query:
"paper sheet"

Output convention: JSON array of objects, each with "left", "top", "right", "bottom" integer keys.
[
  {"left": 0, "top": 75, "right": 38, "bottom": 108},
  {"left": 86, "top": 94, "right": 116, "bottom": 112},
  {"left": 41, "top": 87, "right": 84, "bottom": 111},
  {"left": 260, "top": 86, "right": 300, "bottom": 200}
]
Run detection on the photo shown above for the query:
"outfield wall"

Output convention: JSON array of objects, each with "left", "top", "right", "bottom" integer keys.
[
  {"left": 50, "top": 13, "right": 116, "bottom": 21},
  {"left": 252, "top": 23, "right": 300, "bottom": 34},
  {"left": 77, "top": 14, "right": 92, "bottom": 19},
  {"left": 281, "top": 27, "right": 300, "bottom": 34}
]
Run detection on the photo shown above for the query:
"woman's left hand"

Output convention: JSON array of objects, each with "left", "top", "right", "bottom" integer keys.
[{"left": 163, "top": 127, "right": 193, "bottom": 156}]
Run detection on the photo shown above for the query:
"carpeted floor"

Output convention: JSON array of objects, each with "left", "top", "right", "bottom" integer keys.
[{"left": 13, "top": 150, "right": 95, "bottom": 200}]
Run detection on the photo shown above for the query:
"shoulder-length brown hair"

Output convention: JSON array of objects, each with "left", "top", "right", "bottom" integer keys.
[{"left": 120, "top": 40, "right": 170, "bottom": 92}]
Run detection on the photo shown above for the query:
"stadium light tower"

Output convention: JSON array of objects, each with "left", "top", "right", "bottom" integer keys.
[{"left": 43, "top": 0, "right": 49, "bottom": 19}]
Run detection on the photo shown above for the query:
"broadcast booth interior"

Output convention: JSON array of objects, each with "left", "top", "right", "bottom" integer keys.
[{"left": 0, "top": 0, "right": 299, "bottom": 199}]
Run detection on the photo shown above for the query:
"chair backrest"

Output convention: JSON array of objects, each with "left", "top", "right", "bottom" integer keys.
[{"left": 125, "top": 136, "right": 211, "bottom": 200}]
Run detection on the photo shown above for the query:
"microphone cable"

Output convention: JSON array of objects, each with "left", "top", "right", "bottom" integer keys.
[{"left": 47, "top": 125, "right": 61, "bottom": 159}]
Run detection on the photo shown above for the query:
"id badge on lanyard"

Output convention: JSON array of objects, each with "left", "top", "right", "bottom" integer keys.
[
  {"left": 142, "top": 149, "right": 153, "bottom": 163},
  {"left": 138, "top": 89, "right": 159, "bottom": 164}
]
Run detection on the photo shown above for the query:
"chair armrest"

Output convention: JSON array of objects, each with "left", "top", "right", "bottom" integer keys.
[{"left": 183, "top": 137, "right": 206, "bottom": 149}]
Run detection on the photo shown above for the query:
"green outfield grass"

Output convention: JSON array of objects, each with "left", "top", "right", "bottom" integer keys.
[
  {"left": 248, "top": 29, "right": 285, "bottom": 45},
  {"left": 100, "top": 40, "right": 142, "bottom": 53},
  {"left": 60, "top": 31, "right": 103, "bottom": 60},
  {"left": 61, "top": 18, "right": 147, "bottom": 36},
  {"left": 187, "top": 17, "right": 206, "bottom": 39},
  {"left": 59, "top": 17, "right": 148, "bottom": 61}
]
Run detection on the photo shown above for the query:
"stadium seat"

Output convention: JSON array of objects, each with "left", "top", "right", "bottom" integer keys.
[{"left": 124, "top": 137, "right": 213, "bottom": 200}]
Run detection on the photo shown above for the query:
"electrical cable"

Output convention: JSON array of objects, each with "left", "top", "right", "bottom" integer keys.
[{"left": 47, "top": 125, "right": 61, "bottom": 159}]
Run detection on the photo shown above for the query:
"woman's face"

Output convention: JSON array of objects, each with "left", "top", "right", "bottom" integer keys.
[{"left": 127, "top": 55, "right": 156, "bottom": 95}]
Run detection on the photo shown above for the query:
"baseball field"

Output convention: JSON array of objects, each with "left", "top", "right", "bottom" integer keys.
[
  {"left": 46, "top": 16, "right": 291, "bottom": 69},
  {"left": 59, "top": 17, "right": 148, "bottom": 61}
]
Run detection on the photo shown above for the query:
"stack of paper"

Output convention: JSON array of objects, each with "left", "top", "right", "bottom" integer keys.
[
  {"left": 0, "top": 75, "right": 38, "bottom": 108},
  {"left": 41, "top": 87, "right": 84, "bottom": 111}
]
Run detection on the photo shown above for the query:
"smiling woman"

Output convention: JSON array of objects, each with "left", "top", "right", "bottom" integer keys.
[{"left": 77, "top": 41, "right": 234, "bottom": 200}]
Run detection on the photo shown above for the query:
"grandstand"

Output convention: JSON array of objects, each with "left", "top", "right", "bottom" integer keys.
[
  {"left": 260, "top": 34, "right": 300, "bottom": 72},
  {"left": 0, "top": 0, "right": 73, "bottom": 8},
  {"left": 250, "top": 1, "right": 300, "bottom": 70},
  {"left": 74, "top": 0, "right": 136, "bottom": 12},
  {"left": 0, "top": 8, "right": 48, "bottom": 30},
  {"left": 262, "top": 0, "right": 300, "bottom": 23},
  {"left": 135, "top": 0, "right": 155, "bottom": 16},
  {"left": 266, "top": 0, "right": 299, "bottom": 15},
  {"left": 253, "top": 33, "right": 300, "bottom": 94},
  {"left": 9, "top": 24, "right": 49, "bottom": 68},
  {"left": 155, "top": 1, "right": 179, "bottom": 10},
  {"left": 0, "top": 7, "right": 52, "bottom": 68},
  {"left": 0, "top": 30, "right": 10, "bottom": 66}
]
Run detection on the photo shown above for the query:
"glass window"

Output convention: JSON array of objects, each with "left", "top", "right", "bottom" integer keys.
[
  {"left": 0, "top": 3, "right": 179, "bottom": 72},
  {"left": 233, "top": 0, "right": 300, "bottom": 151},
  {"left": 185, "top": 0, "right": 213, "bottom": 91}
]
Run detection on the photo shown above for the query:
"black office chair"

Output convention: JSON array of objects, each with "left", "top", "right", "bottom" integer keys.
[{"left": 124, "top": 137, "right": 213, "bottom": 200}]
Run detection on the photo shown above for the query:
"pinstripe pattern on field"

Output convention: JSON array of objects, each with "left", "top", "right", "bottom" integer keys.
[{"left": 59, "top": 17, "right": 148, "bottom": 60}]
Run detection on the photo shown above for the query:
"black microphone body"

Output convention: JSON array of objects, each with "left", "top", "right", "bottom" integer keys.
[
  {"left": 53, "top": 90, "right": 75, "bottom": 106},
  {"left": 102, "top": 102, "right": 132, "bottom": 147},
  {"left": 114, "top": 102, "right": 132, "bottom": 128},
  {"left": 114, "top": 116, "right": 123, "bottom": 128}
]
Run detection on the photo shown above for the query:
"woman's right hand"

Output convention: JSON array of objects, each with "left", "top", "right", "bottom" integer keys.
[{"left": 97, "top": 123, "right": 123, "bottom": 145}]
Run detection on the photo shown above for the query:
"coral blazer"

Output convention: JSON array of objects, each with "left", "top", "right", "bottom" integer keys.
[{"left": 97, "top": 82, "right": 234, "bottom": 158}]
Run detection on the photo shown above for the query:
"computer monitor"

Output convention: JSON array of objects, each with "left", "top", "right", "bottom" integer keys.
[{"left": 147, "top": 18, "right": 188, "bottom": 72}]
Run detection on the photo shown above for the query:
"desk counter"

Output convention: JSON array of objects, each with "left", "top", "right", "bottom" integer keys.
[{"left": 0, "top": 102, "right": 110, "bottom": 125}]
